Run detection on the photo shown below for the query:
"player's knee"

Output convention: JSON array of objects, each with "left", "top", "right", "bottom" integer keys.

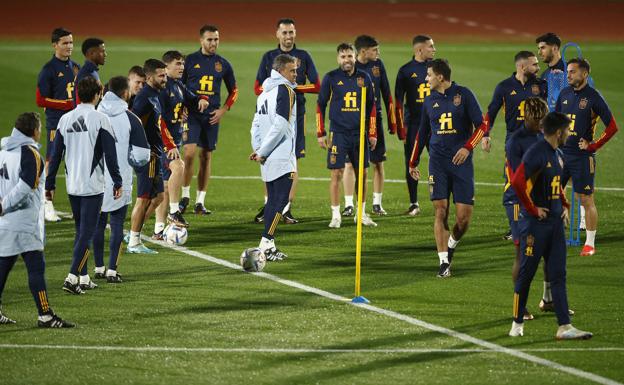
[{"left": 579, "top": 193, "right": 594, "bottom": 207}]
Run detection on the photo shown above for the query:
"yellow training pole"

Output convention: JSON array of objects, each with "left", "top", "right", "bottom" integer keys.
[{"left": 353, "top": 86, "right": 369, "bottom": 304}]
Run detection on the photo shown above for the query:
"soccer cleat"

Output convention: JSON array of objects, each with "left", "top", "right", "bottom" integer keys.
[
  {"left": 355, "top": 214, "right": 378, "bottom": 227},
  {"left": 523, "top": 308, "right": 534, "bottom": 321},
  {"left": 447, "top": 247, "right": 455, "bottom": 266},
  {"left": 509, "top": 321, "right": 524, "bottom": 337},
  {"left": 194, "top": 203, "right": 212, "bottom": 215},
  {"left": 167, "top": 210, "right": 189, "bottom": 228},
  {"left": 406, "top": 203, "right": 421, "bottom": 216},
  {"left": 79, "top": 280, "right": 98, "bottom": 291},
  {"left": 580, "top": 245, "right": 595, "bottom": 256},
  {"left": 282, "top": 210, "right": 299, "bottom": 224},
  {"left": 93, "top": 269, "right": 106, "bottom": 279},
  {"left": 539, "top": 299, "right": 575, "bottom": 316},
  {"left": 437, "top": 262, "right": 451, "bottom": 278},
  {"left": 254, "top": 206, "right": 265, "bottom": 223},
  {"left": 503, "top": 229, "right": 513, "bottom": 241},
  {"left": 556, "top": 325, "right": 593, "bottom": 340},
  {"left": 38, "top": 313, "right": 75, "bottom": 328},
  {"left": 178, "top": 197, "right": 190, "bottom": 214},
  {"left": 44, "top": 200, "right": 62, "bottom": 222},
  {"left": 123, "top": 233, "right": 130, "bottom": 244},
  {"left": 106, "top": 273, "right": 123, "bottom": 284},
  {"left": 151, "top": 230, "right": 164, "bottom": 241},
  {"left": 341, "top": 206, "right": 354, "bottom": 217},
  {"left": 0, "top": 311, "right": 16, "bottom": 324},
  {"left": 264, "top": 248, "right": 287, "bottom": 262},
  {"left": 328, "top": 218, "right": 341, "bottom": 228},
  {"left": 62, "top": 280, "right": 85, "bottom": 295},
  {"left": 127, "top": 243, "right": 158, "bottom": 254},
  {"left": 372, "top": 204, "right": 387, "bottom": 216}
]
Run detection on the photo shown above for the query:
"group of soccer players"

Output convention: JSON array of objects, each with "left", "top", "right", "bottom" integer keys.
[{"left": 0, "top": 22, "right": 618, "bottom": 341}]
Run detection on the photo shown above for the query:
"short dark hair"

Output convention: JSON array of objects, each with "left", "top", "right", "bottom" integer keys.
[
  {"left": 354, "top": 35, "right": 379, "bottom": 52},
  {"left": 77, "top": 76, "right": 102, "bottom": 103},
  {"left": 143, "top": 59, "right": 167, "bottom": 75},
  {"left": 535, "top": 32, "right": 561, "bottom": 48},
  {"left": 108, "top": 76, "right": 129, "bottom": 98},
  {"left": 567, "top": 57, "right": 591, "bottom": 73},
  {"left": 272, "top": 54, "right": 297, "bottom": 71},
  {"left": 51, "top": 28, "right": 71, "bottom": 43},
  {"left": 428, "top": 59, "right": 451, "bottom": 81},
  {"left": 542, "top": 112, "right": 572, "bottom": 136},
  {"left": 81, "top": 37, "right": 104, "bottom": 56},
  {"left": 162, "top": 50, "right": 184, "bottom": 64},
  {"left": 336, "top": 42, "right": 355, "bottom": 53},
  {"left": 276, "top": 18, "right": 295, "bottom": 28},
  {"left": 514, "top": 50, "right": 536, "bottom": 62},
  {"left": 412, "top": 35, "right": 432, "bottom": 45},
  {"left": 128, "top": 65, "right": 146, "bottom": 78},
  {"left": 14, "top": 112, "right": 41, "bottom": 137},
  {"left": 199, "top": 25, "right": 218, "bottom": 35}
]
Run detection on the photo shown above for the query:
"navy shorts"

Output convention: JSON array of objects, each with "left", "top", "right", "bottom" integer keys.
[
  {"left": 369, "top": 116, "right": 387, "bottom": 163},
  {"left": 295, "top": 110, "right": 306, "bottom": 159},
  {"left": 186, "top": 112, "right": 219, "bottom": 151},
  {"left": 327, "top": 131, "right": 370, "bottom": 170},
  {"left": 562, "top": 153, "right": 595, "bottom": 195},
  {"left": 505, "top": 203, "right": 521, "bottom": 244},
  {"left": 428, "top": 154, "right": 474, "bottom": 205},
  {"left": 136, "top": 154, "right": 164, "bottom": 199}
]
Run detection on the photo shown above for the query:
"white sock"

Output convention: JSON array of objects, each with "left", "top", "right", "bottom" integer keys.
[
  {"left": 345, "top": 195, "right": 354, "bottom": 208},
  {"left": 196, "top": 191, "right": 206, "bottom": 205},
  {"left": 331, "top": 205, "right": 341, "bottom": 219},
  {"left": 182, "top": 186, "right": 190, "bottom": 199},
  {"left": 154, "top": 222, "right": 165, "bottom": 234},
  {"left": 94, "top": 266, "right": 105, "bottom": 274},
  {"left": 359, "top": 202, "right": 367, "bottom": 217},
  {"left": 585, "top": 230, "right": 596, "bottom": 247},
  {"left": 438, "top": 252, "right": 449, "bottom": 265},
  {"left": 373, "top": 192, "right": 382, "bottom": 206},
  {"left": 129, "top": 231, "right": 141, "bottom": 247},
  {"left": 448, "top": 235, "right": 459, "bottom": 249},
  {"left": 79, "top": 274, "right": 91, "bottom": 285},
  {"left": 106, "top": 269, "right": 117, "bottom": 277},
  {"left": 259, "top": 236, "right": 274, "bottom": 252},
  {"left": 169, "top": 202, "right": 179, "bottom": 214},
  {"left": 38, "top": 314, "right": 53, "bottom": 322},
  {"left": 66, "top": 273, "right": 78, "bottom": 284},
  {"left": 543, "top": 281, "right": 552, "bottom": 302},
  {"left": 580, "top": 205, "right": 586, "bottom": 220},
  {"left": 282, "top": 201, "right": 291, "bottom": 214},
  {"left": 264, "top": 196, "right": 268, "bottom": 204}
]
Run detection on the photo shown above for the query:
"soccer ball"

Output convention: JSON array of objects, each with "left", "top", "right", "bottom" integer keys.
[
  {"left": 240, "top": 248, "right": 266, "bottom": 272},
  {"left": 164, "top": 225, "right": 188, "bottom": 245}
]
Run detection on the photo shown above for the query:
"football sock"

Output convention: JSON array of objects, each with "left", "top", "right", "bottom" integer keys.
[
  {"left": 282, "top": 201, "right": 291, "bottom": 214},
  {"left": 448, "top": 235, "right": 459, "bottom": 249},
  {"left": 438, "top": 252, "right": 449, "bottom": 265},
  {"left": 585, "top": 230, "right": 596, "bottom": 247},
  {"left": 154, "top": 222, "right": 165, "bottom": 234},
  {"left": 345, "top": 195, "right": 354, "bottom": 208},
  {"left": 106, "top": 269, "right": 117, "bottom": 277},
  {"left": 259, "top": 236, "right": 274, "bottom": 252},
  {"left": 128, "top": 231, "right": 141, "bottom": 247},
  {"left": 580, "top": 205, "right": 586, "bottom": 222},
  {"left": 331, "top": 205, "right": 341, "bottom": 219},
  {"left": 543, "top": 281, "right": 552, "bottom": 302},
  {"left": 373, "top": 192, "right": 382, "bottom": 206},
  {"left": 196, "top": 191, "right": 206, "bottom": 205},
  {"left": 360, "top": 202, "right": 367, "bottom": 216},
  {"left": 94, "top": 266, "right": 105, "bottom": 275},
  {"left": 79, "top": 275, "right": 90, "bottom": 285},
  {"left": 169, "top": 203, "right": 179, "bottom": 215},
  {"left": 181, "top": 186, "right": 190, "bottom": 199},
  {"left": 66, "top": 273, "right": 78, "bottom": 285}
]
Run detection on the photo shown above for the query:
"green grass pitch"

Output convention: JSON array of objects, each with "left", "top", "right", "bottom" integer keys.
[{"left": 0, "top": 40, "right": 622, "bottom": 384}]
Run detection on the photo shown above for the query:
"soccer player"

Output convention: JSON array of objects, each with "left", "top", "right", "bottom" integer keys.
[
  {"left": 253, "top": 18, "right": 320, "bottom": 224},
  {"left": 128, "top": 59, "right": 182, "bottom": 254},
  {"left": 73, "top": 37, "right": 106, "bottom": 104},
  {"left": 341, "top": 34, "right": 396, "bottom": 216},
  {"left": 395, "top": 35, "right": 436, "bottom": 216},
  {"left": 93, "top": 76, "right": 150, "bottom": 282},
  {"left": 180, "top": 25, "right": 238, "bottom": 214},
  {"left": 46, "top": 76, "right": 122, "bottom": 294},
  {"left": 36, "top": 27, "right": 80, "bottom": 223},
  {"left": 408, "top": 59, "right": 488, "bottom": 277},
  {"left": 0, "top": 112, "right": 74, "bottom": 327},
  {"left": 317, "top": 43, "right": 377, "bottom": 229},
  {"left": 536, "top": 33, "right": 565, "bottom": 80},
  {"left": 250, "top": 54, "right": 298, "bottom": 261},
  {"left": 556, "top": 58, "right": 618, "bottom": 256},
  {"left": 509, "top": 112, "right": 592, "bottom": 340},
  {"left": 127, "top": 65, "right": 146, "bottom": 109},
  {"left": 152, "top": 51, "right": 209, "bottom": 239}
]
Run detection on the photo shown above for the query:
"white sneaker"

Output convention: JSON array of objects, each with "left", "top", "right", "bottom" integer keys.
[
  {"left": 355, "top": 214, "right": 377, "bottom": 227},
  {"left": 44, "top": 200, "right": 61, "bottom": 222},
  {"left": 556, "top": 324, "right": 592, "bottom": 340},
  {"left": 328, "top": 217, "right": 341, "bottom": 228},
  {"left": 509, "top": 321, "right": 524, "bottom": 337}
]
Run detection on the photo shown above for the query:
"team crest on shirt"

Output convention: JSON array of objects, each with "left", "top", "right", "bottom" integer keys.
[
  {"left": 579, "top": 98, "right": 588, "bottom": 110},
  {"left": 330, "top": 155, "right": 336, "bottom": 165},
  {"left": 357, "top": 77, "right": 365, "bottom": 87},
  {"left": 372, "top": 66, "right": 380, "bottom": 77},
  {"left": 58, "top": 72, "right": 64, "bottom": 77},
  {"left": 453, "top": 94, "right": 462, "bottom": 106},
  {"left": 531, "top": 84, "right": 541, "bottom": 95},
  {"left": 295, "top": 57, "right": 302, "bottom": 68},
  {"left": 215, "top": 61, "right": 223, "bottom": 73}
]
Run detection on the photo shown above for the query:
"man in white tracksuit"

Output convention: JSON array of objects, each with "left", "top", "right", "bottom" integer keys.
[
  {"left": 93, "top": 76, "right": 150, "bottom": 283},
  {"left": 250, "top": 54, "right": 297, "bottom": 261}
]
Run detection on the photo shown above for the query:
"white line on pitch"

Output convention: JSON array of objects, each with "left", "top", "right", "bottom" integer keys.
[
  {"left": 135, "top": 237, "right": 622, "bottom": 385},
  {"left": 1, "top": 344, "right": 623, "bottom": 354}
]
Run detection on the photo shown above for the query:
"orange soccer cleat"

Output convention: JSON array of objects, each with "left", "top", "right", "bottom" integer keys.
[{"left": 580, "top": 245, "right": 595, "bottom": 256}]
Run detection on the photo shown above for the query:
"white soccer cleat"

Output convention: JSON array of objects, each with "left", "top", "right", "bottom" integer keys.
[
  {"left": 355, "top": 213, "right": 377, "bottom": 227},
  {"left": 556, "top": 324, "right": 593, "bottom": 340},
  {"left": 509, "top": 321, "right": 524, "bottom": 337},
  {"left": 328, "top": 217, "right": 341, "bottom": 228},
  {"left": 44, "top": 200, "right": 61, "bottom": 222}
]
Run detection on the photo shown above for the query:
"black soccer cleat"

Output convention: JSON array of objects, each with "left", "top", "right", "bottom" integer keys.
[
  {"left": 503, "top": 228, "right": 513, "bottom": 241},
  {"left": 62, "top": 280, "right": 85, "bottom": 295},
  {"left": 282, "top": 210, "right": 299, "bottom": 224},
  {"left": 437, "top": 262, "right": 451, "bottom": 278},
  {"left": 194, "top": 203, "right": 212, "bottom": 215},
  {"left": 38, "top": 313, "right": 75, "bottom": 328},
  {"left": 179, "top": 197, "right": 190, "bottom": 214},
  {"left": 0, "top": 311, "right": 16, "bottom": 324},
  {"left": 341, "top": 206, "right": 354, "bottom": 217},
  {"left": 151, "top": 230, "right": 164, "bottom": 241},
  {"left": 167, "top": 210, "right": 189, "bottom": 228},
  {"left": 79, "top": 280, "right": 98, "bottom": 291},
  {"left": 447, "top": 247, "right": 455, "bottom": 266},
  {"left": 406, "top": 203, "right": 421, "bottom": 216},
  {"left": 107, "top": 273, "right": 123, "bottom": 284},
  {"left": 264, "top": 248, "right": 288, "bottom": 262},
  {"left": 372, "top": 204, "right": 387, "bottom": 216},
  {"left": 94, "top": 269, "right": 106, "bottom": 279},
  {"left": 254, "top": 206, "right": 265, "bottom": 223}
]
